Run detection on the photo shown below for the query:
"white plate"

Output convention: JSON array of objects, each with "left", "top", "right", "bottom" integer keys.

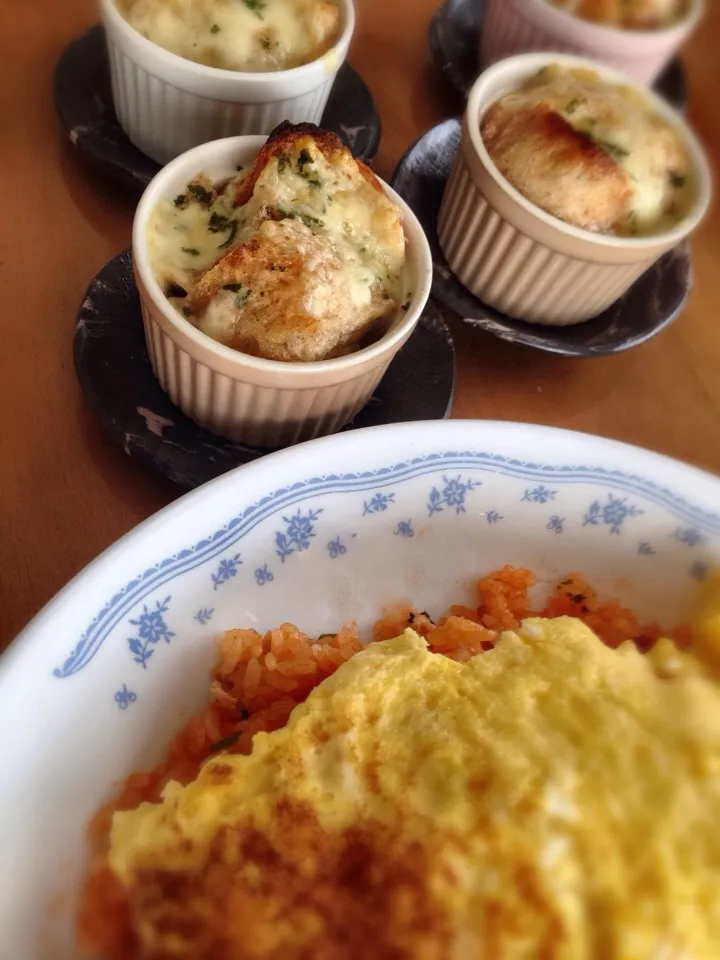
[{"left": 3, "top": 419, "right": 720, "bottom": 959}]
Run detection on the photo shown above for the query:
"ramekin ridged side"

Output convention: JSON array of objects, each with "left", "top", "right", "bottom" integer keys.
[
  {"left": 438, "top": 143, "right": 654, "bottom": 324},
  {"left": 481, "top": 0, "right": 703, "bottom": 86},
  {"left": 100, "top": 0, "right": 355, "bottom": 165},
  {"left": 106, "top": 41, "right": 336, "bottom": 166},
  {"left": 133, "top": 136, "right": 433, "bottom": 447},
  {"left": 438, "top": 53, "right": 712, "bottom": 327},
  {"left": 138, "top": 283, "right": 397, "bottom": 447}
]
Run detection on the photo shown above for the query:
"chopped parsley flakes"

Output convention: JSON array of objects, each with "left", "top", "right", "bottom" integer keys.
[
  {"left": 182, "top": 247, "right": 200, "bottom": 256},
  {"left": 208, "top": 212, "right": 233, "bottom": 233},
  {"left": 173, "top": 194, "right": 187, "bottom": 208},
  {"left": 297, "top": 149, "right": 313, "bottom": 173},
  {"left": 592, "top": 138, "right": 629, "bottom": 161},
  {"left": 187, "top": 183, "right": 213, "bottom": 205},
  {"left": 218, "top": 221, "right": 238, "bottom": 249},
  {"left": 270, "top": 207, "right": 324, "bottom": 231},
  {"left": 243, "top": 0, "right": 266, "bottom": 18},
  {"left": 211, "top": 23, "right": 220, "bottom": 33},
  {"left": 223, "top": 282, "right": 251, "bottom": 306},
  {"left": 300, "top": 213, "right": 324, "bottom": 230},
  {"left": 208, "top": 212, "right": 238, "bottom": 249},
  {"left": 669, "top": 171, "right": 686, "bottom": 188},
  {"left": 295, "top": 149, "right": 322, "bottom": 188},
  {"left": 564, "top": 97, "right": 586, "bottom": 115}
]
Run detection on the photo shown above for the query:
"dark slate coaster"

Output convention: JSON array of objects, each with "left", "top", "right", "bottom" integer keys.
[
  {"left": 391, "top": 118, "right": 692, "bottom": 357},
  {"left": 429, "top": 0, "right": 686, "bottom": 110},
  {"left": 55, "top": 25, "right": 382, "bottom": 194},
  {"left": 74, "top": 250, "right": 456, "bottom": 489}
]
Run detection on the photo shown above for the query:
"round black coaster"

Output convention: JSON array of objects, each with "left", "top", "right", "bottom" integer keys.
[
  {"left": 55, "top": 25, "right": 382, "bottom": 194},
  {"left": 429, "top": 0, "right": 686, "bottom": 110},
  {"left": 74, "top": 251, "right": 456, "bottom": 489},
  {"left": 391, "top": 118, "right": 692, "bottom": 357}
]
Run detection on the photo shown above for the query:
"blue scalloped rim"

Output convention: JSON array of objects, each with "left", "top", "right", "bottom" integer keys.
[{"left": 54, "top": 451, "right": 720, "bottom": 679}]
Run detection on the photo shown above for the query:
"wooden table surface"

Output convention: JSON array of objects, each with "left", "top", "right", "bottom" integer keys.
[{"left": 1, "top": 0, "right": 718, "bottom": 648}]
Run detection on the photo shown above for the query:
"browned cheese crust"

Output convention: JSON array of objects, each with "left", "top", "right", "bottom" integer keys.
[
  {"left": 183, "top": 121, "right": 403, "bottom": 363},
  {"left": 233, "top": 121, "right": 384, "bottom": 208},
  {"left": 187, "top": 219, "right": 363, "bottom": 362}
]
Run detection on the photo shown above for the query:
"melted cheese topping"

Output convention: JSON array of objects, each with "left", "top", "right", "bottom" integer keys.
[
  {"left": 489, "top": 65, "right": 695, "bottom": 236},
  {"left": 147, "top": 177, "right": 245, "bottom": 293},
  {"left": 109, "top": 622, "right": 720, "bottom": 957},
  {"left": 147, "top": 142, "right": 408, "bottom": 361},
  {"left": 547, "top": 0, "right": 690, "bottom": 29},
  {"left": 116, "top": 0, "right": 341, "bottom": 72}
]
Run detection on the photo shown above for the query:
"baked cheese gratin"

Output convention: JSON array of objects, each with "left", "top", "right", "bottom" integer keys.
[
  {"left": 116, "top": 0, "right": 341, "bottom": 72},
  {"left": 147, "top": 123, "right": 408, "bottom": 363},
  {"left": 546, "top": 0, "right": 690, "bottom": 30},
  {"left": 481, "top": 64, "right": 695, "bottom": 236}
]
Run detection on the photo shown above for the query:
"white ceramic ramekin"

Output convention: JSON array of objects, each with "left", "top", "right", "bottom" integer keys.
[
  {"left": 100, "top": 0, "right": 355, "bottom": 165},
  {"left": 133, "top": 135, "right": 433, "bottom": 447},
  {"left": 437, "top": 52, "right": 711, "bottom": 326},
  {"left": 481, "top": 0, "right": 703, "bottom": 85}
]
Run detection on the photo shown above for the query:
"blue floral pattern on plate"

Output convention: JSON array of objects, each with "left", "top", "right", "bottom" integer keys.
[
  {"left": 255, "top": 564, "right": 274, "bottom": 586},
  {"left": 127, "top": 597, "right": 174, "bottom": 668},
  {"left": 522, "top": 485, "right": 556, "bottom": 504},
  {"left": 672, "top": 527, "right": 708, "bottom": 548},
  {"left": 394, "top": 521, "right": 415, "bottom": 538},
  {"left": 276, "top": 509, "right": 323, "bottom": 562},
  {"left": 327, "top": 537, "right": 347, "bottom": 559},
  {"left": 211, "top": 555, "right": 242, "bottom": 590},
  {"left": 114, "top": 684, "right": 137, "bottom": 710},
  {"left": 363, "top": 493, "right": 395, "bottom": 515},
  {"left": 52, "top": 449, "right": 720, "bottom": 682},
  {"left": 583, "top": 495, "right": 644, "bottom": 535},
  {"left": 194, "top": 608, "right": 214, "bottom": 625},
  {"left": 428, "top": 475, "right": 480, "bottom": 516}
]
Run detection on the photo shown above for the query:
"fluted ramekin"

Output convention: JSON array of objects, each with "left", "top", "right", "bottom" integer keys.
[
  {"left": 481, "top": 0, "right": 703, "bottom": 86},
  {"left": 437, "top": 53, "right": 711, "bottom": 326},
  {"left": 100, "top": 0, "right": 355, "bottom": 165},
  {"left": 133, "top": 135, "right": 433, "bottom": 447}
]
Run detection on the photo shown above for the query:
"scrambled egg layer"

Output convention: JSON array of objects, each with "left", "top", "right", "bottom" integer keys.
[{"left": 110, "top": 620, "right": 720, "bottom": 958}]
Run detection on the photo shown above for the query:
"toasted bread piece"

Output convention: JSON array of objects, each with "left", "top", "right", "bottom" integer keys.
[
  {"left": 188, "top": 218, "right": 393, "bottom": 363},
  {"left": 234, "top": 122, "right": 384, "bottom": 208},
  {"left": 481, "top": 65, "right": 693, "bottom": 236},
  {"left": 481, "top": 101, "right": 632, "bottom": 233},
  {"left": 180, "top": 121, "right": 406, "bottom": 362},
  {"left": 150, "top": 120, "right": 407, "bottom": 362}
]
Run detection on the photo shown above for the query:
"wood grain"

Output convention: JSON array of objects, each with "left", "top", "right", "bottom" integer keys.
[{"left": 1, "top": 0, "right": 718, "bottom": 647}]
